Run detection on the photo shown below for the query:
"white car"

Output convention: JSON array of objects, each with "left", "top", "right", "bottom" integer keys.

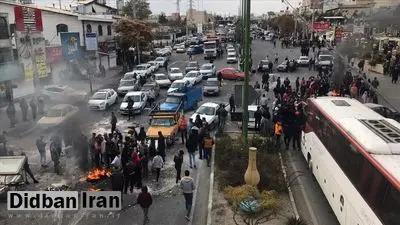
[
  {"left": 176, "top": 46, "right": 186, "bottom": 53},
  {"left": 227, "top": 48, "right": 236, "bottom": 54},
  {"left": 155, "top": 57, "right": 167, "bottom": 67},
  {"left": 169, "top": 67, "right": 184, "bottom": 81},
  {"left": 190, "top": 102, "right": 225, "bottom": 129},
  {"left": 119, "top": 91, "right": 148, "bottom": 115},
  {"left": 297, "top": 56, "right": 310, "bottom": 66},
  {"left": 168, "top": 79, "right": 190, "bottom": 93},
  {"left": 227, "top": 52, "right": 238, "bottom": 64},
  {"left": 154, "top": 73, "right": 172, "bottom": 88},
  {"left": 117, "top": 79, "right": 141, "bottom": 96},
  {"left": 183, "top": 71, "right": 203, "bottom": 86},
  {"left": 88, "top": 89, "right": 118, "bottom": 110},
  {"left": 37, "top": 104, "right": 78, "bottom": 129},
  {"left": 122, "top": 72, "right": 138, "bottom": 80},
  {"left": 199, "top": 63, "right": 216, "bottom": 79},
  {"left": 41, "top": 84, "right": 87, "bottom": 103},
  {"left": 132, "top": 64, "right": 152, "bottom": 78},
  {"left": 147, "top": 61, "right": 159, "bottom": 72}
]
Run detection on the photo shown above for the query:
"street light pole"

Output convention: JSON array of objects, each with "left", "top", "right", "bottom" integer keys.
[{"left": 242, "top": 0, "right": 250, "bottom": 149}]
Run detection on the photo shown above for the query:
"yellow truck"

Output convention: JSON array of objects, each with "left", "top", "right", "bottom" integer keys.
[{"left": 146, "top": 109, "right": 183, "bottom": 146}]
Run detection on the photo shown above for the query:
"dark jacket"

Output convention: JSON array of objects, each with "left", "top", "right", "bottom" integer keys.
[
  {"left": 174, "top": 154, "right": 183, "bottom": 169},
  {"left": 157, "top": 135, "right": 166, "bottom": 152},
  {"left": 111, "top": 170, "right": 124, "bottom": 191},
  {"left": 137, "top": 192, "right": 153, "bottom": 208}
]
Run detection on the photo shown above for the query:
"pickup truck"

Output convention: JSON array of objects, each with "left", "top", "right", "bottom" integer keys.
[
  {"left": 147, "top": 110, "right": 182, "bottom": 146},
  {"left": 159, "top": 86, "right": 202, "bottom": 111}
]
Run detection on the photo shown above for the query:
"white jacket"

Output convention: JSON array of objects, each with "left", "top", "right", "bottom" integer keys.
[{"left": 152, "top": 155, "right": 164, "bottom": 169}]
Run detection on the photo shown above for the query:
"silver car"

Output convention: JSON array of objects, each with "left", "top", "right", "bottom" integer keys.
[
  {"left": 203, "top": 78, "right": 220, "bottom": 96},
  {"left": 117, "top": 79, "right": 141, "bottom": 96}
]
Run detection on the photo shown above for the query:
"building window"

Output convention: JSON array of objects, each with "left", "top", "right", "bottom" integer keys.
[
  {"left": 98, "top": 25, "right": 103, "bottom": 36},
  {"left": 107, "top": 25, "right": 112, "bottom": 36},
  {"left": 56, "top": 24, "right": 68, "bottom": 35},
  {"left": 86, "top": 24, "right": 92, "bottom": 33},
  {"left": 0, "top": 17, "right": 9, "bottom": 39}
]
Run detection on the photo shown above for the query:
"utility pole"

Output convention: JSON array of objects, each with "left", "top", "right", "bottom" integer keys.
[
  {"left": 132, "top": 0, "right": 140, "bottom": 64},
  {"left": 186, "top": 0, "right": 194, "bottom": 38},
  {"left": 242, "top": 0, "right": 250, "bottom": 149}
]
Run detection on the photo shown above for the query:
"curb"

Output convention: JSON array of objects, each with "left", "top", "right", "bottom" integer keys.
[
  {"left": 206, "top": 144, "right": 215, "bottom": 225},
  {"left": 278, "top": 152, "right": 299, "bottom": 219}
]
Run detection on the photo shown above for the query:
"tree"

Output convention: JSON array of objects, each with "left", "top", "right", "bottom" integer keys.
[
  {"left": 114, "top": 19, "right": 154, "bottom": 71},
  {"left": 276, "top": 15, "right": 295, "bottom": 36},
  {"left": 122, "top": 0, "right": 152, "bottom": 20},
  {"left": 158, "top": 12, "right": 168, "bottom": 24}
]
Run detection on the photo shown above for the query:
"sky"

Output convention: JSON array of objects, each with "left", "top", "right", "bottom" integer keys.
[{"left": 34, "top": 0, "right": 301, "bottom": 15}]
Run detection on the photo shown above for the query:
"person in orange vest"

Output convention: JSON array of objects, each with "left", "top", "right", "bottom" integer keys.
[
  {"left": 274, "top": 121, "right": 283, "bottom": 149},
  {"left": 202, "top": 132, "right": 214, "bottom": 167},
  {"left": 179, "top": 115, "right": 188, "bottom": 144}
]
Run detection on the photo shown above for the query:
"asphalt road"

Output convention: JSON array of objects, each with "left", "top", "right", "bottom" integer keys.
[{"left": 0, "top": 39, "right": 339, "bottom": 225}]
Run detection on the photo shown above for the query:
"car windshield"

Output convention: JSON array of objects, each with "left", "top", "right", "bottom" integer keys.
[
  {"left": 91, "top": 92, "right": 106, "bottom": 100},
  {"left": 124, "top": 74, "right": 136, "bottom": 79},
  {"left": 186, "top": 72, "right": 198, "bottom": 78},
  {"left": 201, "top": 65, "right": 212, "bottom": 70},
  {"left": 205, "top": 80, "right": 219, "bottom": 86},
  {"left": 171, "top": 82, "right": 184, "bottom": 88},
  {"left": 319, "top": 55, "right": 333, "bottom": 61},
  {"left": 141, "top": 85, "right": 153, "bottom": 91},
  {"left": 155, "top": 75, "right": 168, "bottom": 80},
  {"left": 260, "top": 61, "right": 268, "bottom": 65},
  {"left": 299, "top": 57, "right": 308, "bottom": 60},
  {"left": 170, "top": 68, "right": 182, "bottom": 73},
  {"left": 151, "top": 118, "right": 174, "bottom": 126},
  {"left": 120, "top": 80, "right": 135, "bottom": 87},
  {"left": 188, "top": 62, "right": 197, "bottom": 67},
  {"left": 148, "top": 62, "right": 155, "bottom": 65},
  {"left": 136, "top": 66, "right": 146, "bottom": 70},
  {"left": 196, "top": 106, "right": 215, "bottom": 116},
  {"left": 123, "top": 95, "right": 141, "bottom": 102},
  {"left": 46, "top": 109, "right": 63, "bottom": 117},
  {"left": 165, "top": 96, "right": 181, "bottom": 103},
  {"left": 155, "top": 58, "right": 164, "bottom": 62}
]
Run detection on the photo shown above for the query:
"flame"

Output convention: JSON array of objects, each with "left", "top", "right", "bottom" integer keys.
[
  {"left": 86, "top": 168, "right": 112, "bottom": 182},
  {"left": 88, "top": 187, "right": 101, "bottom": 191}
]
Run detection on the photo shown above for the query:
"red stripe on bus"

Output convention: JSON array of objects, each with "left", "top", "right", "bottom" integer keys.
[{"left": 311, "top": 99, "right": 400, "bottom": 190}]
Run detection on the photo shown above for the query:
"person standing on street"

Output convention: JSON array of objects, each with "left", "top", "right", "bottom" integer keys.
[
  {"left": 179, "top": 115, "right": 188, "bottom": 144},
  {"left": 110, "top": 167, "right": 124, "bottom": 201},
  {"left": 29, "top": 98, "right": 37, "bottom": 120},
  {"left": 174, "top": 150, "right": 184, "bottom": 183},
  {"left": 217, "top": 71, "right": 222, "bottom": 87},
  {"left": 164, "top": 60, "right": 168, "bottom": 71},
  {"left": 254, "top": 106, "right": 262, "bottom": 130},
  {"left": 219, "top": 104, "right": 228, "bottom": 130},
  {"left": 203, "top": 133, "right": 214, "bottom": 167},
  {"left": 136, "top": 186, "right": 153, "bottom": 224},
  {"left": 127, "top": 97, "right": 134, "bottom": 121},
  {"left": 157, "top": 131, "right": 166, "bottom": 162},
  {"left": 36, "top": 136, "right": 47, "bottom": 167},
  {"left": 180, "top": 170, "right": 195, "bottom": 221},
  {"left": 6, "top": 102, "right": 16, "bottom": 128},
  {"left": 186, "top": 133, "right": 197, "bottom": 169},
  {"left": 19, "top": 98, "right": 28, "bottom": 121},
  {"left": 111, "top": 112, "right": 117, "bottom": 134},
  {"left": 37, "top": 97, "right": 45, "bottom": 115},
  {"left": 371, "top": 77, "right": 379, "bottom": 89},
  {"left": 152, "top": 152, "right": 163, "bottom": 182},
  {"left": 21, "top": 152, "right": 39, "bottom": 184},
  {"left": 50, "top": 135, "right": 62, "bottom": 174},
  {"left": 229, "top": 94, "right": 235, "bottom": 112}
]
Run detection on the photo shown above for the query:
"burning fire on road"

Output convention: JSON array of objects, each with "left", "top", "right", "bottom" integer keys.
[
  {"left": 86, "top": 168, "right": 112, "bottom": 182},
  {"left": 87, "top": 187, "right": 102, "bottom": 191}
]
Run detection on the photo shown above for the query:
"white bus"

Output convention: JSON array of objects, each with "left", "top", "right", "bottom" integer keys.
[{"left": 302, "top": 96, "right": 399, "bottom": 225}]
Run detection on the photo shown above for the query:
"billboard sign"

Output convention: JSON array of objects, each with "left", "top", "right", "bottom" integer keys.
[
  {"left": 310, "top": 0, "right": 323, "bottom": 9},
  {"left": 312, "top": 22, "right": 330, "bottom": 31},
  {"left": 60, "top": 32, "right": 80, "bottom": 60},
  {"left": 14, "top": 6, "right": 43, "bottom": 32},
  {"left": 85, "top": 33, "right": 98, "bottom": 51}
]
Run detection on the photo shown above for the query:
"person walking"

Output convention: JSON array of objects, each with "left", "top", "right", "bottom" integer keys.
[
  {"left": 217, "top": 71, "right": 222, "bottom": 87},
  {"left": 229, "top": 94, "right": 235, "bottom": 112},
  {"left": 36, "top": 136, "right": 47, "bottom": 167},
  {"left": 371, "top": 77, "right": 379, "bottom": 89},
  {"left": 254, "top": 106, "right": 262, "bottom": 130},
  {"left": 136, "top": 186, "right": 153, "bottom": 224},
  {"left": 173, "top": 150, "right": 184, "bottom": 183},
  {"left": 111, "top": 112, "right": 117, "bottom": 134},
  {"left": 274, "top": 121, "right": 283, "bottom": 149},
  {"left": 29, "top": 98, "right": 37, "bottom": 120},
  {"left": 19, "top": 98, "right": 28, "bottom": 121},
  {"left": 127, "top": 97, "right": 134, "bottom": 121},
  {"left": 110, "top": 166, "right": 124, "bottom": 199},
  {"left": 6, "top": 102, "right": 16, "bottom": 128},
  {"left": 157, "top": 131, "right": 166, "bottom": 162},
  {"left": 180, "top": 170, "right": 195, "bottom": 221},
  {"left": 132, "top": 152, "right": 142, "bottom": 188},
  {"left": 21, "top": 152, "right": 39, "bottom": 184},
  {"left": 186, "top": 133, "right": 197, "bottom": 169},
  {"left": 179, "top": 115, "right": 188, "bottom": 144},
  {"left": 50, "top": 135, "right": 62, "bottom": 174},
  {"left": 37, "top": 97, "right": 45, "bottom": 115},
  {"left": 152, "top": 152, "right": 163, "bottom": 182},
  {"left": 219, "top": 104, "right": 228, "bottom": 130},
  {"left": 203, "top": 133, "right": 214, "bottom": 167}
]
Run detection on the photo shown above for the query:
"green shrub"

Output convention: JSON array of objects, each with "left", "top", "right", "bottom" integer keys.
[{"left": 286, "top": 216, "right": 308, "bottom": 225}]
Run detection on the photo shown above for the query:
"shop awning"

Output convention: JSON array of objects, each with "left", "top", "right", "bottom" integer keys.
[{"left": 0, "top": 63, "right": 22, "bottom": 83}]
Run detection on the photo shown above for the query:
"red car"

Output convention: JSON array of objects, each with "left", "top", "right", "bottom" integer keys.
[{"left": 217, "top": 67, "right": 245, "bottom": 80}]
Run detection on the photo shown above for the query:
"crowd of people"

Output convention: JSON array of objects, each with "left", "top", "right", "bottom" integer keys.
[{"left": 5, "top": 97, "right": 45, "bottom": 129}]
